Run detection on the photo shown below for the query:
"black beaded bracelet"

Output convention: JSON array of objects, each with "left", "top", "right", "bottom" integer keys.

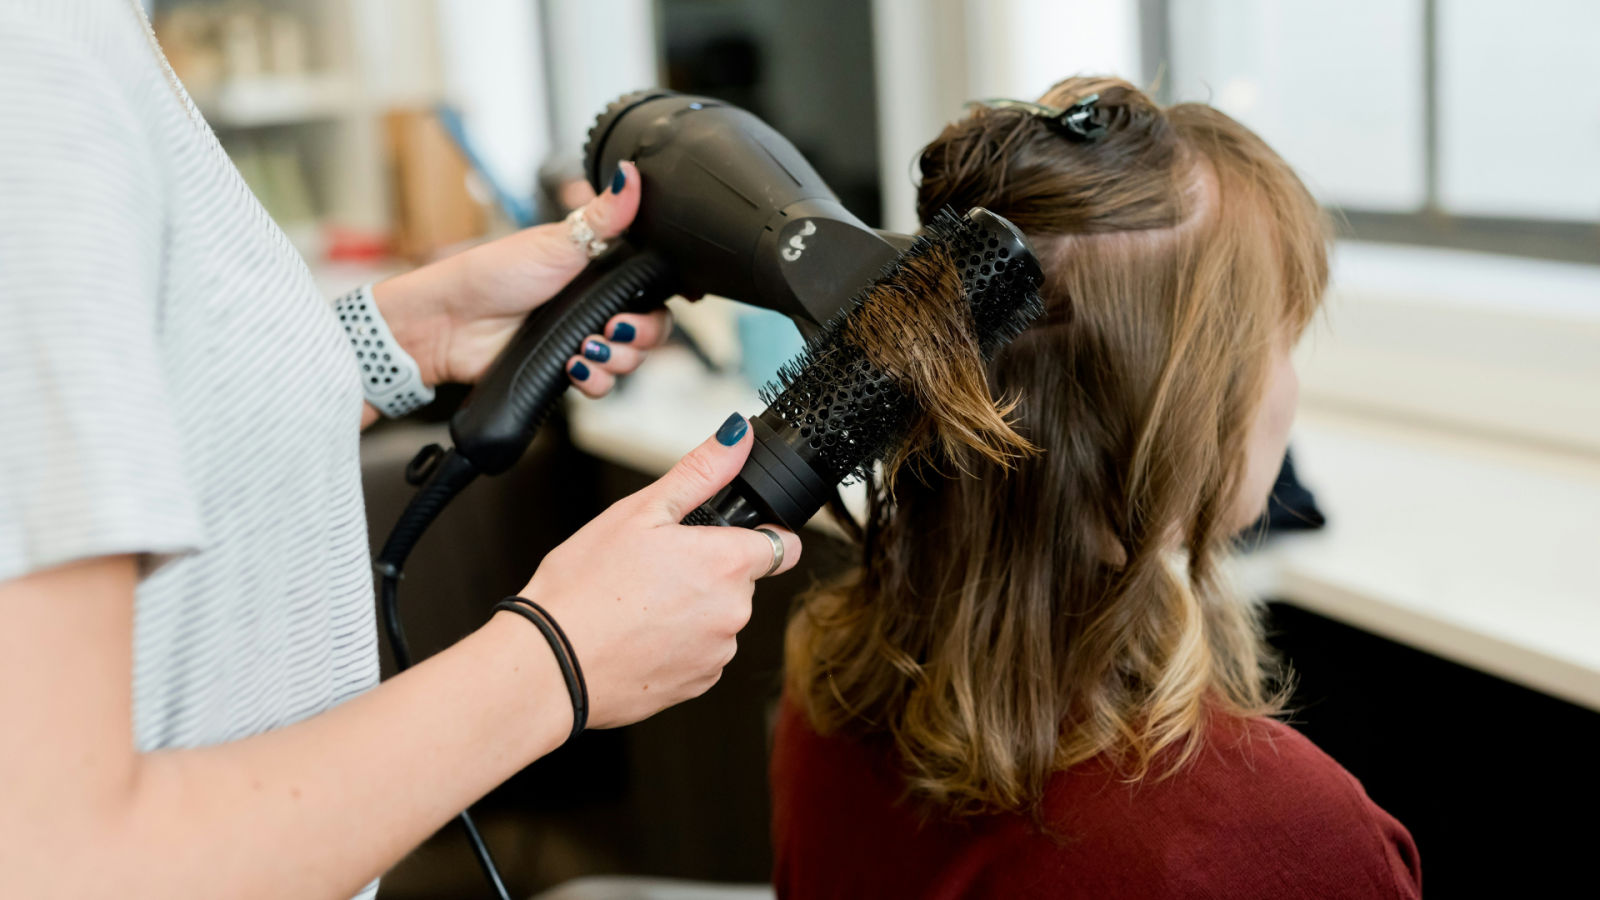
[{"left": 494, "top": 597, "right": 589, "bottom": 741}]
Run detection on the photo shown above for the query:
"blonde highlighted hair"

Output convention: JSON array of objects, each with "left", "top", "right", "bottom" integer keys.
[{"left": 785, "top": 77, "right": 1330, "bottom": 815}]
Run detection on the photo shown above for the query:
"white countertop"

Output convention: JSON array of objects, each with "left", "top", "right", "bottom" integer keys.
[
  {"left": 568, "top": 347, "right": 1600, "bottom": 712},
  {"left": 1236, "top": 413, "right": 1600, "bottom": 710}
]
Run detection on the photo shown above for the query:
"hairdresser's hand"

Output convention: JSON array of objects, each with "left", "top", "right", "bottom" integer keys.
[
  {"left": 512, "top": 414, "right": 802, "bottom": 729},
  {"left": 370, "top": 160, "right": 672, "bottom": 393}
]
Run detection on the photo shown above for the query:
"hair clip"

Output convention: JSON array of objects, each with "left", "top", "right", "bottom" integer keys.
[{"left": 966, "top": 93, "right": 1108, "bottom": 142}]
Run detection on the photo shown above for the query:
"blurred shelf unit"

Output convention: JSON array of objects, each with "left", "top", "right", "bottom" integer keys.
[
  {"left": 188, "top": 73, "right": 365, "bottom": 129},
  {"left": 152, "top": 0, "right": 448, "bottom": 242}
]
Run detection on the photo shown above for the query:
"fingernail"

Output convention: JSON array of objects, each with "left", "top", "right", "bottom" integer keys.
[
  {"left": 570, "top": 361, "right": 591, "bottom": 381},
  {"left": 582, "top": 339, "right": 611, "bottom": 362},
  {"left": 610, "top": 321, "right": 636, "bottom": 343},
  {"left": 610, "top": 164, "right": 626, "bottom": 195},
  {"left": 715, "top": 412, "right": 747, "bottom": 446}
]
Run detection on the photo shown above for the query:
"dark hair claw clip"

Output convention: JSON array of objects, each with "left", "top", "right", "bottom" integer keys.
[
  {"left": 966, "top": 93, "right": 1108, "bottom": 142},
  {"left": 1055, "top": 93, "right": 1108, "bottom": 141}
]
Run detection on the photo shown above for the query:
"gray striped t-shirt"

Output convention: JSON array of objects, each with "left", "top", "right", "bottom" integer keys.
[{"left": 1, "top": 4, "right": 379, "bottom": 889}]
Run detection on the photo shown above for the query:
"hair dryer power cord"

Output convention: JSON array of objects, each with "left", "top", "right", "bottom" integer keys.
[{"left": 375, "top": 448, "right": 513, "bottom": 900}]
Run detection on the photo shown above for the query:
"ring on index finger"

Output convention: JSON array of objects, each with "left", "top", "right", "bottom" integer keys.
[{"left": 755, "top": 527, "right": 785, "bottom": 578}]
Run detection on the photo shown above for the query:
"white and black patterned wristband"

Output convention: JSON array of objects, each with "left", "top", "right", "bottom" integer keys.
[{"left": 335, "top": 284, "right": 435, "bottom": 417}]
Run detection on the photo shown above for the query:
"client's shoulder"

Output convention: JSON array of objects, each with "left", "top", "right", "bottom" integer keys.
[
  {"left": 1029, "top": 715, "right": 1421, "bottom": 899},
  {"left": 1044, "top": 714, "right": 1399, "bottom": 835},
  {"left": 1203, "top": 714, "right": 1361, "bottom": 788},
  {"left": 1044, "top": 714, "right": 1371, "bottom": 810}
]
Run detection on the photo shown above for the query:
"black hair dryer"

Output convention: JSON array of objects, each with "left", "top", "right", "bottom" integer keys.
[
  {"left": 379, "top": 85, "right": 1046, "bottom": 900},
  {"left": 447, "top": 90, "right": 911, "bottom": 477},
  {"left": 373, "top": 92, "right": 951, "bottom": 896}
]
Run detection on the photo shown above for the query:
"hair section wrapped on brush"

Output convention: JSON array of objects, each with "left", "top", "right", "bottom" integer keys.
[
  {"left": 759, "top": 208, "right": 1045, "bottom": 486},
  {"left": 683, "top": 207, "right": 1043, "bottom": 533}
]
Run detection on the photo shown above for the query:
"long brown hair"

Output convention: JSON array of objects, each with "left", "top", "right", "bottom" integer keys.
[{"left": 785, "top": 77, "right": 1330, "bottom": 816}]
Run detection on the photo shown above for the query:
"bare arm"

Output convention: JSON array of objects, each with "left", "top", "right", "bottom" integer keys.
[
  {"left": 1, "top": 553, "right": 567, "bottom": 899},
  {"left": 0, "top": 424, "right": 799, "bottom": 899}
]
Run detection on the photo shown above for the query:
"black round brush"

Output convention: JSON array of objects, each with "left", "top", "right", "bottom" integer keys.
[{"left": 683, "top": 207, "right": 1046, "bottom": 531}]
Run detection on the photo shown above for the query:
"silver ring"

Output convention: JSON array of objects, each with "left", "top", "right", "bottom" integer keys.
[
  {"left": 565, "top": 206, "right": 609, "bottom": 259},
  {"left": 755, "top": 527, "right": 785, "bottom": 578}
]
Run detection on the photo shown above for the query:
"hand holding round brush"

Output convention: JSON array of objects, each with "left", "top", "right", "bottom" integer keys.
[{"left": 513, "top": 414, "right": 801, "bottom": 730}]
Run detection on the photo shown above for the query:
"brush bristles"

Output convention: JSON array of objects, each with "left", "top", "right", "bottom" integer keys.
[
  {"left": 760, "top": 208, "right": 1044, "bottom": 484},
  {"left": 760, "top": 327, "right": 915, "bottom": 486}
]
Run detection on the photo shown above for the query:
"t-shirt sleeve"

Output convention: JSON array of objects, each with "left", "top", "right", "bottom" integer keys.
[{"left": 0, "top": 20, "right": 204, "bottom": 584}]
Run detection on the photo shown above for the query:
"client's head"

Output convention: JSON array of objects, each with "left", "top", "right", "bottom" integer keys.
[{"left": 786, "top": 76, "right": 1329, "bottom": 816}]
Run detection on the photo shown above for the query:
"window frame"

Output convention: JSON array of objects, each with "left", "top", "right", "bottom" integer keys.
[{"left": 1142, "top": 0, "right": 1600, "bottom": 265}]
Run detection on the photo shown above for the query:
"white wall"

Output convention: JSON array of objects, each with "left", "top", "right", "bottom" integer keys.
[
  {"left": 872, "top": 0, "right": 968, "bottom": 233},
  {"left": 542, "top": 0, "right": 661, "bottom": 157},
  {"left": 964, "top": 0, "right": 1141, "bottom": 101},
  {"left": 871, "top": 0, "right": 1142, "bottom": 232},
  {"left": 434, "top": 0, "right": 549, "bottom": 204}
]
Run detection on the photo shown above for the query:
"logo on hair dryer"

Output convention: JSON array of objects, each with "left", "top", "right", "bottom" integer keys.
[{"left": 781, "top": 220, "right": 818, "bottom": 262}]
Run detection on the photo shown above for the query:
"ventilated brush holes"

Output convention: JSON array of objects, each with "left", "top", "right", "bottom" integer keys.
[
  {"left": 765, "top": 342, "right": 911, "bottom": 480},
  {"left": 931, "top": 212, "right": 1041, "bottom": 361}
]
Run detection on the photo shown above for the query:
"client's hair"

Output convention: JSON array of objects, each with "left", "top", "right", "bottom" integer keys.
[{"left": 785, "top": 77, "right": 1330, "bottom": 816}]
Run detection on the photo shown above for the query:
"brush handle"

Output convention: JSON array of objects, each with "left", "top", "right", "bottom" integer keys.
[
  {"left": 680, "top": 505, "right": 728, "bottom": 528},
  {"left": 680, "top": 416, "right": 833, "bottom": 531},
  {"left": 451, "top": 246, "right": 675, "bottom": 475}
]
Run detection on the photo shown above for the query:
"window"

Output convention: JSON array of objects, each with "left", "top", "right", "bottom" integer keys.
[
  {"left": 1436, "top": 0, "right": 1600, "bottom": 222},
  {"left": 1157, "top": 0, "right": 1600, "bottom": 263}
]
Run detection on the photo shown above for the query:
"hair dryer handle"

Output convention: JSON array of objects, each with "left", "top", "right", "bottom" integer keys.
[{"left": 450, "top": 246, "right": 675, "bottom": 475}]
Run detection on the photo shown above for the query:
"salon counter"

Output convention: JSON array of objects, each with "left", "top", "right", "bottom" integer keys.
[
  {"left": 1234, "top": 411, "right": 1600, "bottom": 712},
  {"left": 566, "top": 346, "right": 1600, "bottom": 713}
]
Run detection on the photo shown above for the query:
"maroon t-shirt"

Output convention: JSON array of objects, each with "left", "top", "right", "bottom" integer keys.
[{"left": 771, "top": 699, "right": 1420, "bottom": 899}]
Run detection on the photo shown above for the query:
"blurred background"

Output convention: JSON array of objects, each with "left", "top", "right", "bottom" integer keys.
[{"left": 141, "top": 0, "right": 1598, "bottom": 896}]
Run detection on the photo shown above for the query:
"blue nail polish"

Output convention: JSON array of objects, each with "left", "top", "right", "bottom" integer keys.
[
  {"left": 583, "top": 339, "right": 611, "bottom": 362},
  {"left": 610, "top": 165, "right": 626, "bottom": 194},
  {"left": 715, "top": 413, "right": 747, "bottom": 446},
  {"left": 570, "top": 361, "right": 591, "bottom": 381},
  {"left": 610, "top": 321, "right": 636, "bottom": 343}
]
